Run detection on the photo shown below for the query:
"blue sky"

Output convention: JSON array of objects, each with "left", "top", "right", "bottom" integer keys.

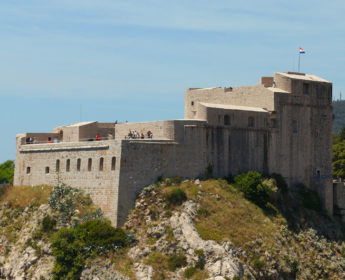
[{"left": 1, "top": 0, "right": 345, "bottom": 163}]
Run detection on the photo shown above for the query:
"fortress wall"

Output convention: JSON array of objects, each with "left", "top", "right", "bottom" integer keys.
[
  {"left": 195, "top": 126, "right": 270, "bottom": 177},
  {"left": 291, "top": 80, "right": 332, "bottom": 106},
  {"left": 172, "top": 120, "right": 207, "bottom": 143},
  {"left": 115, "top": 124, "right": 271, "bottom": 225},
  {"left": 116, "top": 141, "right": 181, "bottom": 224},
  {"left": 272, "top": 92, "right": 333, "bottom": 214},
  {"left": 115, "top": 121, "right": 175, "bottom": 140},
  {"left": 185, "top": 85, "right": 275, "bottom": 119},
  {"left": 14, "top": 139, "right": 122, "bottom": 225},
  {"left": 203, "top": 106, "right": 270, "bottom": 128}
]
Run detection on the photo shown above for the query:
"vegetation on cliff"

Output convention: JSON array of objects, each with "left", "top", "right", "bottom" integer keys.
[
  {"left": 0, "top": 160, "right": 14, "bottom": 185},
  {"left": 124, "top": 175, "right": 345, "bottom": 279},
  {"left": 333, "top": 126, "right": 345, "bottom": 178},
  {"left": 1, "top": 173, "right": 345, "bottom": 279},
  {"left": 0, "top": 184, "right": 131, "bottom": 280}
]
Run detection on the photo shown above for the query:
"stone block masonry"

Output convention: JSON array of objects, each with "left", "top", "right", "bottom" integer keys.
[{"left": 14, "top": 71, "right": 338, "bottom": 225}]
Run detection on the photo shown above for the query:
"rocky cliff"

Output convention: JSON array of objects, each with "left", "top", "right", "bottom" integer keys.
[{"left": 1, "top": 177, "right": 345, "bottom": 279}]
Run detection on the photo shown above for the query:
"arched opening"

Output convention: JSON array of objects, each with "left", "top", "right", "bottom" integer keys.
[
  {"left": 77, "top": 158, "right": 81, "bottom": 171},
  {"left": 56, "top": 159, "right": 60, "bottom": 172},
  {"left": 111, "top": 157, "right": 116, "bottom": 171},
  {"left": 66, "top": 159, "right": 70, "bottom": 172},
  {"left": 88, "top": 158, "right": 92, "bottom": 172},
  {"left": 99, "top": 157, "right": 104, "bottom": 171}
]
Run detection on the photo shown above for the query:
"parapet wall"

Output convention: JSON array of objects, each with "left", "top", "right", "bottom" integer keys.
[
  {"left": 115, "top": 121, "right": 175, "bottom": 140},
  {"left": 114, "top": 120, "right": 206, "bottom": 143},
  {"left": 185, "top": 85, "right": 275, "bottom": 119}
]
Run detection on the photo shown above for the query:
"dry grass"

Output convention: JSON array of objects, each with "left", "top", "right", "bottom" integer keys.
[
  {"left": 111, "top": 248, "right": 136, "bottom": 280},
  {"left": 182, "top": 179, "right": 285, "bottom": 246},
  {"left": 189, "top": 269, "right": 209, "bottom": 280},
  {"left": 0, "top": 185, "right": 52, "bottom": 208},
  {"left": 145, "top": 251, "right": 169, "bottom": 279}
]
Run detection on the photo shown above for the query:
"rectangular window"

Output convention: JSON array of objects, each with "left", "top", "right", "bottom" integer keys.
[
  {"left": 26, "top": 167, "right": 31, "bottom": 174},
  {"left": 224, "top": 115, "right": 230, "bottom": 125},
  {"left": 303, "top": 83, "right": 309, "bottom": 95},
  {"left": 248, "top": 117, "right": 254, "bottom": 128},
  {"left": 45, "top": 167, "right": 50, "bottom": 174}
]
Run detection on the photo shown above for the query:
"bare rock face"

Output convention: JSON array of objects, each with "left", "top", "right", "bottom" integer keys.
[
  {"left": 169, "top": 201, "right": 253, "bottom": 279},
  {"left": 0, "top": 202, "right": 128, "bottom": 280},
  {"left": 133, "top": 263, "right": 153, "bottom": 280},
  {"left": 125, "top": 185, "right": 254, "bottom": 280},
  {"left": 0, "top": 204, "right": 55, "bottom": 280},
  {"left": 80, "top": 260, "right": 130, "bottom": 280}
]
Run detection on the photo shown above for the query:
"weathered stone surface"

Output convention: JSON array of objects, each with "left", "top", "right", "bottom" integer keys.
[
  {"left": 170, "top": 201, "right": 245, "bottom": 279},
  {"left": 14, "top": 71, "right": 335, "bottom": 227}
]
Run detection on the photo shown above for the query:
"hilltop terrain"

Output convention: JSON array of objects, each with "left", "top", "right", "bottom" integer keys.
[{"left": 1, "top": 174, "right": 345, "bottom": 280}]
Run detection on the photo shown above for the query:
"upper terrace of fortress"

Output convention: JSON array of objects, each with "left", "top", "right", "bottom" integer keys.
[{"left": 17, "top": 71, "right": 332, "bottom": 148}]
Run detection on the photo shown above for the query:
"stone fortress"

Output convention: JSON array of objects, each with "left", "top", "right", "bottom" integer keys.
[{"left": 13, "top": 71, "right": 345, "bottom": 225}]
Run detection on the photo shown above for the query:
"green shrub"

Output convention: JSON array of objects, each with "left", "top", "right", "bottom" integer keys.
[
  {"left": 234, "top": 171, "right": 272, "bottom": 208},
  {"left": 194, "top": 249, "right": 205, "bottom": 269},
  {"left": 32, "top": 228, "right": 43, "bottom": 240},
  {"left": 165, "top": 188, "right": 187, "bottom": 206},
  {"left": 51, "top": 219, "right": 128, "bottom": 280},
  {"left": 197, "top": 207, "right": 210, "bottom": 217},
  {"left": 167, "top": 253, "right": 187, "bottom": 271},
  {"left": 296, "top": 184, "right": 323, "bottom": 212},
  {"left": 171, "top": 176, "right": 182, "bottom": 185},
  {"left": 205, "top": 164, "right": 214, "bottom": 179},
  {"left": 51, "top": 228, "right": 84, "bottom": 280},
  {"left": 42, "top": 215, "right": 56, "bottom": 232},
  {"left": 270, "top": 173, "right": 288, "bottom": 193},
  {"left": 0, "top": 160, "right": 14, "bottom": 185},
  {"left": 157, "top": 175, "right": 163, "bottom": 182},
  {"left": 77, "top": 219, "right": 128, "bottom": 252},
  {"left": 251, "top": 255, "right": 266, "bottom": 271},
  {"left": 184, "top": 266, "right": 197, "bottom": 278},
  {"left": 264, "top": 202, "right": 279, "bottom": 216}
]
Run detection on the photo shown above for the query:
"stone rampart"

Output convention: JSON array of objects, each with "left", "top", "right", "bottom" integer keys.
[{"left": 14, "top": 139, "right": 122, "bottom": 225}]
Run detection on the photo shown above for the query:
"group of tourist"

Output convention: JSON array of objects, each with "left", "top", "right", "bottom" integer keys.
[
  {"left": 25, "top": 137, "right": 60, "bottom": 144},
  {"left": 126, "top": 130, "right": 153, "bottom": 139}
]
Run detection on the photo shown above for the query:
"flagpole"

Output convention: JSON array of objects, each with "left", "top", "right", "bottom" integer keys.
[{"left": 298, "top": 51, "right": 300, "bottom": 72}]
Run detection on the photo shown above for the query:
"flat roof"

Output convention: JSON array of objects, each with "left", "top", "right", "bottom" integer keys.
[
  {"left": 65, "top": 121, "right": 96, "bottom": 127},
  {"left": 200, "top": 102, "right": 268, "bottom": 112},
  {"left": 277, "top": 72, "right": 330, "bottom": 83}
]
